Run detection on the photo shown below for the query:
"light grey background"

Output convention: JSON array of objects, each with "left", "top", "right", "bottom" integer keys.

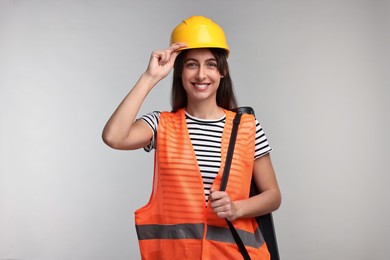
[{"left": 1, "top": 0, "right": 389, "bottom": 259}]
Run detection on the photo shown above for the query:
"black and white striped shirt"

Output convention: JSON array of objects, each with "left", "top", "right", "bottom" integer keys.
[{"left": 140, "top": 111, "right": 272, "bottom": 203}]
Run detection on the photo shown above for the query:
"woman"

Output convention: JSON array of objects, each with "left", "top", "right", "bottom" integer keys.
[{"left": 102, "top": 16, "right": 281, "bottom": 260}]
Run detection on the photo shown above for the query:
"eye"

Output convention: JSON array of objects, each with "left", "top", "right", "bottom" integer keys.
[
  {"left": 207, "top": 62, "right": 218, "bottom": 68},
  {"left": 185, "top": 62, "right": 198, "bottom": 68}
]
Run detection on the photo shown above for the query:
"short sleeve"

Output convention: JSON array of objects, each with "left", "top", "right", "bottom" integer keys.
[
  {"left": 254, "top": 118, "right": 272, "bottom": 159},
  {"left": 139, "top": 111, "right": 161, "bottom": 152}
]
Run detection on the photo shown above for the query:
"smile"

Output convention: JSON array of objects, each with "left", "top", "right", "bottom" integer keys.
[{"left": 192, "top": 83, "right": 210, "bottom": 90}]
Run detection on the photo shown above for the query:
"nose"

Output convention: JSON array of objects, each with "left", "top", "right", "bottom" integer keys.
[{"left": 196, "top": 65, "right": 207, "bottom": 80}]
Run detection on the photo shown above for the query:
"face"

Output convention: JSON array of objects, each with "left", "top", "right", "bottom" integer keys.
[{"left": 181, "top": 48, "right": 223, "bottom": 105}]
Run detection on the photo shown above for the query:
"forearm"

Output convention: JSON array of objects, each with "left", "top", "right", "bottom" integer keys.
[
  {"left": 234, "top": 187, "right": 281, "bottom": 219},
  {"left": 102, "top": 73, "right": 158, "bottom": 148}
]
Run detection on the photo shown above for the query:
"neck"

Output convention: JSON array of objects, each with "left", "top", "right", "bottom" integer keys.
[{"left": 185, "top": 102, "right": 225, "bottom": 119}]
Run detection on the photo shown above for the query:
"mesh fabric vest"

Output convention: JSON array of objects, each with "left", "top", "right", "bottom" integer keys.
[{"left": 135, "top": 109, "right": 270, "bottom": 259}]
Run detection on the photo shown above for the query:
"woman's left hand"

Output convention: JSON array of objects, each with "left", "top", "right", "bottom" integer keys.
[{"left": 209, "top": 188, "right": 239, "bottom": 221}]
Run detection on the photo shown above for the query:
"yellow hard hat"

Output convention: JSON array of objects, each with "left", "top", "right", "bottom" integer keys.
[{"left": 170, "top": 16, "right": 230, "bottom": 55}]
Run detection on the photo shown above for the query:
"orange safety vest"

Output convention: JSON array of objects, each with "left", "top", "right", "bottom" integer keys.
[{"left": 135, "top": 109, "right": 270, "bottom": 260}]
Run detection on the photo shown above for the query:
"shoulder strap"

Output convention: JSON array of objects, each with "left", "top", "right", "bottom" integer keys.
[
  {"left": 219, "top": 111, "right": 242, "bottom": 192},
  {"left": 220, "top": 106, "right": 254, "bottom": 191},
  {"left": 220, "top": 107, "right": 280, "bottom": 260},
  {"left": 220, "top": 108, "right": 251, "bottom": 260}
]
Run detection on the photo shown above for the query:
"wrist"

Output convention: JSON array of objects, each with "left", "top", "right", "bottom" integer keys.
[
  {"left": 233, "top": 200, "right": 245, "bottom": 219},
  {"left": 139, "top": 73, "right": 159, "bottom": 90}
]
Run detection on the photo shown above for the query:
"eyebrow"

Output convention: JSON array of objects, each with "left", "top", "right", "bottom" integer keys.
[{"left": 184, "top": 57, "right": 217, "bottom": 63}]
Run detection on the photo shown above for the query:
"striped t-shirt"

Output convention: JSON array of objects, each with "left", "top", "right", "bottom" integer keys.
[{"left": 140, "top": 111, "right": 272, "bottom": 203}]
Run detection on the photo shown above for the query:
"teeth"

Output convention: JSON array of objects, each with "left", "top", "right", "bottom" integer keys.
[{"left": 194, "top": 83, "right": 208, "bottom": 90}]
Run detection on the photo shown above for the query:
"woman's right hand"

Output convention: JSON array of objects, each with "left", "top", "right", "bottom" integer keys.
[
  {"left": 144, "top": 42, "right": 187, "bottom": 82},
  {"left": 102, "top": 42, "right": 187, "bottom": 150}
]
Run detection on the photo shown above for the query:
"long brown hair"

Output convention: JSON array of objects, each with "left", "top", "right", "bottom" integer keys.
[{"left": 171, "top": 48, "right": 238, "bottom": 112}]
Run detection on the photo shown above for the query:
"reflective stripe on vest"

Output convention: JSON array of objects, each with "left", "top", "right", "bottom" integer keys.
[
  {"left": 136, "top": 223, "right": 265, "bottom": 249},
  {"left": 206, "top": 224, "right": 264, "bottom": 248},
  {"left": 136, "top": 223, "right": 204, "bottom": 240}
]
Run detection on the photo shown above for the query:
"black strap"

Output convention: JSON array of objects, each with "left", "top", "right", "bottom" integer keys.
[
  {"left": 221, "top": 107, "right": 280, "bottom": 260},
  {"left": 220, "top": 112, "right": 242, "bottom": 192},
  {"left": 226, "top": 219, "right": 251, "bottom": 260},
  {"left": 220, "top": 110, "right": 251, "bottom": 260}
]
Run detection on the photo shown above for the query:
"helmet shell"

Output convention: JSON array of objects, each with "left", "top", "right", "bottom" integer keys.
[{"left": 170, "top": 16, "right": 230, "bottom": 56}]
